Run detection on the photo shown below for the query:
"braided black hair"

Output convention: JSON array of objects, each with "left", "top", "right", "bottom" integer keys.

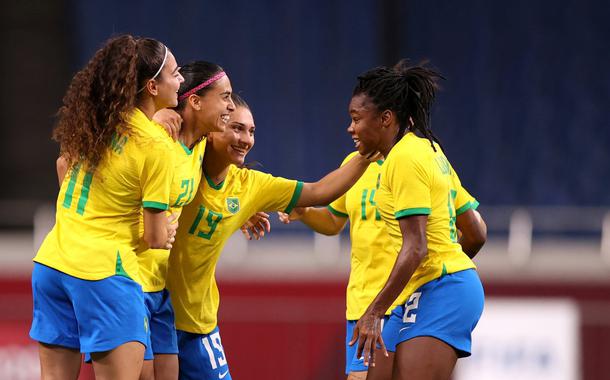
[{"left": 353, "top": 59, "right": 444, "bottom": 151}]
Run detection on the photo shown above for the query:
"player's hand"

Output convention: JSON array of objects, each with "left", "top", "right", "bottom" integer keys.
[
  {"left": 349, "top": 311, "right": 388, "bottom": 367},
  {"left": 277, "top": 207, "right": 308, "bottom": 224},
  {"left": 165, "top": 212, "right": 179, "bottom": 249},
  {"left": 153, "top": 109, "right": 183, "bottom": 141},
  {"left": 240, "top": 212, "right": 271, "bottom": 240}
]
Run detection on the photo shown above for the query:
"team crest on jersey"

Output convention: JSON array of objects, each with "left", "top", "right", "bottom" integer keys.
[{"left": 226, "top": 197, "right": 240, "bottom": 214}]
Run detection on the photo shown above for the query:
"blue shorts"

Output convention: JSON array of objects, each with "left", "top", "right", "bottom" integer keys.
[
  {"left": 384, "top": 269, "right": 484, "bottom": 357},
  {"left": 143, "top": 289, "right": 179, "bottom": 360},
  {"left": 345, "top": 315, "right": 396, "bottom": 375},
  {"left": 177, "top": 327, "right": 231, "bottom": 380},
  {"left": 29, "top": 263, "right": 148, "bottom": 354}
]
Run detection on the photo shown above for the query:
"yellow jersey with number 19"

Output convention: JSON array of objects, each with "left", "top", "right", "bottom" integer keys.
[
  {"left": 137, "top": 136, "right": 207, "bottom": 292},
  {"left": 167, "top": 164, "right": 303, "bottom": 334},
  {"left": 34, "top": 108, "right": 175, "bottom": 283},
  {"left": 328, "top": 152, "right": 411, "bottom": 320},
  {"left": 376, "top": 132, "right": 479, "bottom": 304}
]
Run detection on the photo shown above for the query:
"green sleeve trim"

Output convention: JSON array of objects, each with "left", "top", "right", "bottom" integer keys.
[
  {"left": 455, "top": 200, "right": 479, "bottom": 216},
  {"left": 395, "top": 207, "right": 431, "bottom": 219},
  {"left": 327, "top": 205, "right": 348, "bottom": 218},
  {"left": 143, "top": 201, "right": 169, "bottom": 211},
  {"left": 284, "top": 181, "right": 304, "bottom": 214}
]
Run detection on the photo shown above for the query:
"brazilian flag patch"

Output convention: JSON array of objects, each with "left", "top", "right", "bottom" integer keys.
[{"left": 227, "top": 197, "right": 240, "bottom": 214}]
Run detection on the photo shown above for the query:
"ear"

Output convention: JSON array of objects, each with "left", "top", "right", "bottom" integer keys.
[
  {"left": 145, "top": 79, "right": 159, "bottom": 96},
  {"left": 188, "top": 95, "right": 202, "bottom": 111},
  {"left": 380, "top": 109, "right": 394, "bottom": 127}
]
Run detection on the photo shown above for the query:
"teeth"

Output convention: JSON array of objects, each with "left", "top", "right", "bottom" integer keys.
[{"left": 221, "top": 115, "right": 230, "bottom": 123}]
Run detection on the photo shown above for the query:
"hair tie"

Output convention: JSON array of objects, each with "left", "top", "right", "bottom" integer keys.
[{"left": 178, "top": 71, "right": 226, "bottom": 102}]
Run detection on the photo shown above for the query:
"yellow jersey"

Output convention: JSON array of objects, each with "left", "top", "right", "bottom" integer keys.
[
  {"left": 328, "top": 152, "right": 411, "bottom": 320},
  {"left": 376, "top": 132, "right": 478, "bottom": 305},
  {"left": 167, "top": 165, "right": 302, "bottom": 334},
  {"left": 137, "top": 136, "right": 207, "bottom": 292},
  {"left": 34, "top": 108, "right": 175, "bottom": 282}
]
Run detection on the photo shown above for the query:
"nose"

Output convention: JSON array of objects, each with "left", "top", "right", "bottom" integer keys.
[
  {"left": 227, "top": 97, "right": 236, "bottom": 111},
  {"left": 178, "top": 72, "right": 185, "bottom": 83},
  {"left": 347, "top": 121, "right": 355, "bottom": 134}
]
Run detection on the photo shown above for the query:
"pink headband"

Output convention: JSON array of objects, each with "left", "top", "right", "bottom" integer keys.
[{"left": 178, "top": 71, "right": 226, "bottom": 102}]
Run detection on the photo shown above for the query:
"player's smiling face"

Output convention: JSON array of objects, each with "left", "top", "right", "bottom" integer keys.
[
  {"left": 197, "top": 75, "right": 236, "bottom": 133},
  {"left": 208, "top": 106, "right": 255, "bottom": 167},
  {"left": 347, "top": 93, "right": 384, "bottom": 156}
]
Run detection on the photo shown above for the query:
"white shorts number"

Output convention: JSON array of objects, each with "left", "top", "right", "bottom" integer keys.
[
  {"left": 201, "top": 332, "right": 227, "bottom": 369},
  {"left": 403, "top": 292, "right": 422, "bottom": 323}
]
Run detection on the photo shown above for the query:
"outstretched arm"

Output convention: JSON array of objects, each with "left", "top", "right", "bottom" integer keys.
[
  {"left": 295, "top": 153, "right": 377, "bottom": 207},
  {"left": 278, "top": 207, "right": 347, "bottom": 236}
]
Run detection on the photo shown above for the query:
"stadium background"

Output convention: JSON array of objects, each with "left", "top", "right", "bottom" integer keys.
[{"left": 0, "top": 0, "right": 608, "bottom": 379}]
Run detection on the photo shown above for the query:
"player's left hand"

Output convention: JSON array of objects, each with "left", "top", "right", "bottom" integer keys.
[
  {"left": 240, "top": 212, "right": 271, "bottom": 240},
  {"left": 349, "top": 310, "right": 388, "bottom": 367}
]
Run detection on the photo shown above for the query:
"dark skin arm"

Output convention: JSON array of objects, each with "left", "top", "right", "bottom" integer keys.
[
  {"left": 456, "top": 209, "right": 487, "bottom": 258},
  {"left": 350, "top": 215, "right": 429, "bottom": 367}
]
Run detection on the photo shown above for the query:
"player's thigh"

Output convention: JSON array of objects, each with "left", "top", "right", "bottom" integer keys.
[
  {"left": 154, "top": 353, "right": 179, "bottom": 380},
  {"left": 91, "top": 341, "right": 145, "bottom": 380},
  {"left": 365, "top": 350, "right": 394, "bottom": 380},
  {"left": 139, "top": 360, "right": 154, "bottom": 380},
  {"left": 393, "top": 337, "right": 456, "bottom": 380},
  {"left": 348, "top": 370, "right": 367, "bottom": 380},
  {"left": 38, "top": 343, "right": 81, "bottom": 380}
]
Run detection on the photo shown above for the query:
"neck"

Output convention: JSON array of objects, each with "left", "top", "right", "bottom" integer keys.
[
  {"left": 178, "top": 122, "right": 198, "bottom": 149},
  {"left": 379, "top": 125, "right": 402, "bottom": 157},
  {"left": 136, "top": 97, "right": 157, "bottom": 120},
  {"left": 202, "top": 145, "right": 230, "bottom": 185},
  {"left": 179, "top": 107, "right": 210, "bottom": 149}
]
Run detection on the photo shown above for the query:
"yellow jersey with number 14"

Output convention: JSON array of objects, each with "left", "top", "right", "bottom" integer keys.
[
  {"left": 328, "top": 152, "right": 411, "bottom": 320},
  {"left": 137, "top": 136, "right": 207, "bottom": 292},
  {"left": 34, "top": 108, "right": 175, "bottom": 283},
  {"left": 376, "top": 132, "right": 479, "bottom": 305},
  {"left": 167, "top": 164, "right": 302, "bottom": 334}
]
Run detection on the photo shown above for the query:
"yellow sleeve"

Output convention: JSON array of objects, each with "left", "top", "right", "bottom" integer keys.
[
  {"left": 249, "top": 170, "right": 303, "bottom": 214},
  {"left": 451, "top": 167, "right": 479, "bottom": 215},
  {"left": 140, "top": 139, "right": 175, "bottom": 211},
  {"left": 389, "top": 151, "right": 432, "bottom": 219}
]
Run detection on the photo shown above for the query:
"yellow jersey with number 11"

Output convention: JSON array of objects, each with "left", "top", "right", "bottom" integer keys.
[{"left": 34, "top": 108, "right": 175, "bottom": 283}]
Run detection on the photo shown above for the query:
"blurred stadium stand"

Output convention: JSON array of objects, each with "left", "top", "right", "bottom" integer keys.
[{"left": 0, "top": 0, "right": 608, "bottom": 379}]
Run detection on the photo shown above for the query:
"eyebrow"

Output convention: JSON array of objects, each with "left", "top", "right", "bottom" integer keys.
[{"left": 171, "top": 65, "right": 180, "bottom": 74}]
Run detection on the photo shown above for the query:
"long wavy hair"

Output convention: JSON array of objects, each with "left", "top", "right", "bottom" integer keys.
[{"left": 52, "top": 35, "right": 167, "bottom": 169}]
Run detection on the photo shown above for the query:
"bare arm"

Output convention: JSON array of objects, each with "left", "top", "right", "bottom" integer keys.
[
  {"left": 143, "top": 209, "right": 178, "bottom": 249},
  {"left": 279, "top": 207, "right": 347, "bottom": 236},
  {"left": 456, "top": 209, "right": 487, "bottom": 258},
  {"left": 56, "top": 156, "right": 69, "bottom": 186},
  {"left": 295, "top": 153, "right": 373, "bottom": 207},
  {"left": 351, "top": 215, "right": 428, "bottom": 366}
]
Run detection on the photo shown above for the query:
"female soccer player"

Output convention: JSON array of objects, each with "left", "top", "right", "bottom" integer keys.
[
  {"left": 136, "top": 61, "right": 235, "bottom": 380},
  {"left": 277, "top": 154, "right": 407, "bottom": 380},
  {"left": 166, "top": 94, "right": 379, "bottom": 380},
  {"left": 349, "top": 60, "right": 487, "bottom": 380},
  {"left": 30, "top": 35, "right": 183, "bottom": 380}
]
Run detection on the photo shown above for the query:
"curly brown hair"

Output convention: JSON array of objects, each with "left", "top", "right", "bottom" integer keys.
[{"left": 52, "top": 35, "right": 166, "bottom": 169}]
